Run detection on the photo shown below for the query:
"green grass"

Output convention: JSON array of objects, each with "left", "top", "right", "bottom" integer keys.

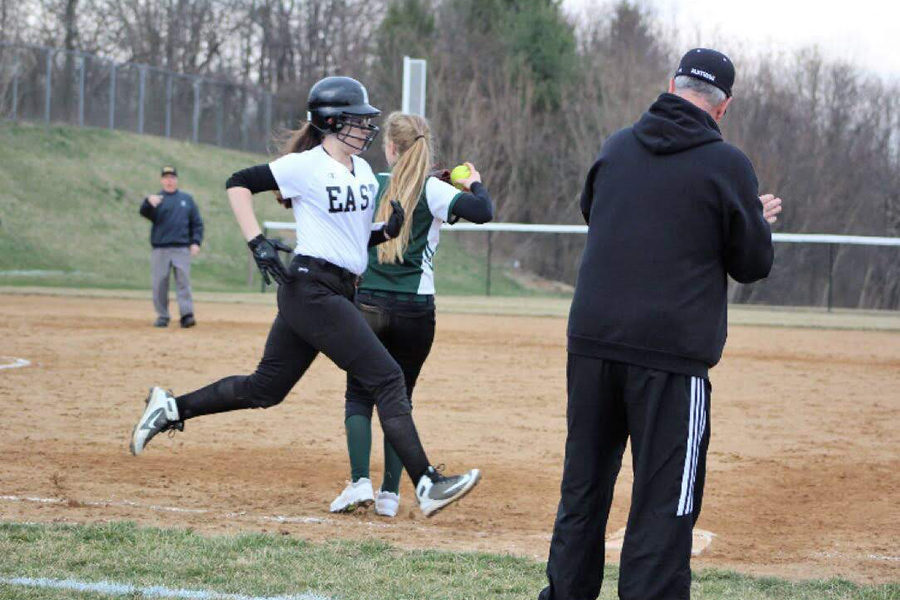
[
  {"left": 0, "top": 121, "right": 285, "bottom": 292},
  {"left": 0, "top": 522, "right": 895, "bottom": 600},
  {"left": 0, "top": 122, "right": 530, "bottom": 295}
]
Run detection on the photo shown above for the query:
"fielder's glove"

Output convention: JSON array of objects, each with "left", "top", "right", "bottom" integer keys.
[
  {"left": 248, "top": 234, "right": 292, "bottom": 285},
  {"left": 430, "top": 167, "right": 452, "bottom": 185},
  {"left": 384, "top": 200, "right": 405, "bottom": 239}
]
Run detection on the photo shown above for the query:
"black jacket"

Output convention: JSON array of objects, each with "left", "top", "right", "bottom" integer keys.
[
  {"left": 568, "top": 93, "right": 773, "bottom": 377},
  {"left": 139, "top": 189, "right": 204, "bottom": 248}
]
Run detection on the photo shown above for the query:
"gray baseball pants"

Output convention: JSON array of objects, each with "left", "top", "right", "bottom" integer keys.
[{"left": 151, "top": 246, "right": 193, "bottom": 320}]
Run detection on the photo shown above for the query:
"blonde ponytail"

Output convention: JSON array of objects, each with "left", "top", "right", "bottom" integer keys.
[{"left": 376, "top": 112, "right": 433, "bottom": 264}]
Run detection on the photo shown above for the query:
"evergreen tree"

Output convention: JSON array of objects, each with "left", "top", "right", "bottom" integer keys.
[
  {"left": 372, "top": 0, "right": 437, "bottom": 113},
  {"left": 452, "top": 0, "right": 576, "bottom": 108}
]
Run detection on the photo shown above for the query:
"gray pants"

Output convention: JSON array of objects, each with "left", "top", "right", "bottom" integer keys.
[{"left": 151, "top": 247, "right": 193, "bottom": 320}]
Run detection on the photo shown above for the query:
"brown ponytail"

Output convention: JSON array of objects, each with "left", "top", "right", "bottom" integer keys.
[
  {"left": 376, "top": 112, "right": 433, "bottom": 264},
  {"left": 277, "top": 122, "right": 323, "bottom": 155},
  {"left": 271, "top": 122, "right": 324, "bottom": 208}
]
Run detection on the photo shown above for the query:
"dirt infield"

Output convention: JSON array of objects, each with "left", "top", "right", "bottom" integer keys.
[{"left": 1, "top": 293, "right": 898, "bottom": 583}]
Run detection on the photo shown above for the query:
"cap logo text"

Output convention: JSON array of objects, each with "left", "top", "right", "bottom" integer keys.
[{"left": 690, "top": 68, "right": 716, "bottom": 82}]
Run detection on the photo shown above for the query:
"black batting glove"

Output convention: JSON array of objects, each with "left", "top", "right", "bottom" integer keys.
[
  {"left": 248, "top": 234, "right": 292, "bottom": 286},
  {"left": 384, "top": 200, "right": 405, "bottom": 239}
]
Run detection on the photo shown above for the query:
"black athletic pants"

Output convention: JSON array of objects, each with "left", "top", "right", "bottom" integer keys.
[
  {"left": 345, "top": 290, "right": 436, "bottom": 419},
  {"left": 175, "top": 255, "right": 430, "bottom": 484},
  {"left": 539, "top": 354, "right": 710, "bottom": 600}
]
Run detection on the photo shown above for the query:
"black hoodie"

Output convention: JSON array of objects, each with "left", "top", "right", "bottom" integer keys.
[{"left": 567, "top": 93, "right": 773, "bottom": 377}]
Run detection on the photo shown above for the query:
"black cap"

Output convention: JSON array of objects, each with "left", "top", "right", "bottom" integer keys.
[
  {"left": 161, "top": 166, "right": 177, "bottom": 177},
  {"left": 675, "top": 48, "right": 735, "bottom": 97}
]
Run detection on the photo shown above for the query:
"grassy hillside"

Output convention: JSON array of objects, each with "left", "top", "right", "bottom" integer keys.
[{"left": 0, "top": 122, "right": 533, "bottom": 295}]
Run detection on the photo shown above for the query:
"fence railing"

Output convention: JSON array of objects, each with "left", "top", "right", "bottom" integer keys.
[
  {"left": 261, "top": 221, "right": 900, "bottom": 310},
  {"left": 0, "top": 42, "right": 300, "bottom": 153}
]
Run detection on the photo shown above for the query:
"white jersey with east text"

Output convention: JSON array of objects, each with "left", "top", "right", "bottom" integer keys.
[{"left": 269, "top": 145, "right": 379, "bottom": 275}]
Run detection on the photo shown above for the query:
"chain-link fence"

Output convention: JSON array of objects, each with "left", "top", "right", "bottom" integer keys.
[{"left": 0, "top": 42, "right": 299, "bottom": 153}]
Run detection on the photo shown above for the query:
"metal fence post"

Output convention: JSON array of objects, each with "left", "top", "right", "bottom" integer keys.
[
  {"left": 11, "top": 62, "right": 19, "bottom": 120},
  {"left": 240, "top": 91, "right": 249, "bottom": 150},
  {"left": 77, "top": 54, "right": 85, "bottom": 127},
  {"left": 44, "top": 48, "right": 53, "bottom": 123},
  {"left": 109, "top": 62, "right": 117, "bottom": 129},
  {"left": 826, "top": 243, "right": 835, "bottom": 312},
  {"left": 164, "top": 73, "right": 172, "bottom": 137},
  {"left": 192, "top": 77, "right": 201, "bottom": 143},
  {"left": 486, "top": 230, "right": 493, "bottom": 296},
  {"left": 264, "top": 93, "right": 272, "bottom": 137},
  {"left": 137, "top": 65, "right": 146, "bottom": 134},
  {"left": 215, "top": 85, "right": 224, "bottom": 146}
]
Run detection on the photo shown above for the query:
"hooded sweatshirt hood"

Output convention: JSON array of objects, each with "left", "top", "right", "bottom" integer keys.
[{"left": 633, "top": 93, "right": 722, "bottom": 155}]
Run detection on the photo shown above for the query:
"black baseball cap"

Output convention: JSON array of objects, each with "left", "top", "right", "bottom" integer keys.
[
  {"left": 161, "top": 166, "right": 178, "bottom": 177},
  {"left": 675, "top": 48, "right": 735, "bottom": 97}
]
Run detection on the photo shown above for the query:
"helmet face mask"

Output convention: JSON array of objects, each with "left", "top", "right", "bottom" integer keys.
[
  {"left": 306, "top": 76, "right": 381, "bottom": 153},
  {"left": 332, "top": 114, "right": 380, "bottom": 153}
]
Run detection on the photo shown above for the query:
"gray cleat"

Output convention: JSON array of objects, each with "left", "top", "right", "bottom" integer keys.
[
  {"left": 129, "top": 387, "right": 183, "bottom": 455},
  {"left": 415, "top": 465, "right": 481, "bottom": 517}
]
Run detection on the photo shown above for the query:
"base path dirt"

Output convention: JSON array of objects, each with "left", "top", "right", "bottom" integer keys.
[{"left": 0, "top": 294, "right": 897, "bottom": 583}]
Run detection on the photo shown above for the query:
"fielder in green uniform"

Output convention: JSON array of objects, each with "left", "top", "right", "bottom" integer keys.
[{"left": 330, "top": 112, "right": 495, "bottom": 516}]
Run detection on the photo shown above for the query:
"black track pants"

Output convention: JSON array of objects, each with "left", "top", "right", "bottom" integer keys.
[
  {"left": 175, "top": 255, "right": 430, "bottom": 483},
  {"left": 539, "top": 354, "right": 710, "bottom": 600}
]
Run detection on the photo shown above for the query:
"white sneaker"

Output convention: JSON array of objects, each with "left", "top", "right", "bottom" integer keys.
[
  {"left": 374, "top": 490, "right": 400, "bottom": 517},
  {"left": 330, "top": 478, "right": 375, "bottom": 513},
  {"left": 129, "top": 387, "right": 182, "bottom": 456},
  {"left": 416, "top": 466, "right": 481, "bottom": 517}
]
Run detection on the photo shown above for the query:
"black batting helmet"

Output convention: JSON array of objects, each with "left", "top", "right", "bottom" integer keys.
[{"left": 307, "top": 76, "right": 380, "bottom": 152}]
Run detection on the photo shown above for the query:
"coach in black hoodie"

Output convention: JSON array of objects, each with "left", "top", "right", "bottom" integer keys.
[{"left": 539, "top": 49, "right": 782, "bottom": 600}]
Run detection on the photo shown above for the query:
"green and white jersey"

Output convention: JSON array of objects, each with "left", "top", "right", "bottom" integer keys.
[{"left": 359, "top": 173, "right": 462, "bottom": 295}]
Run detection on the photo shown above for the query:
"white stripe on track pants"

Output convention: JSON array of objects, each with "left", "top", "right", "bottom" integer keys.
[{"left": 539, "top": 354, "right": 710, "bottom": 600}]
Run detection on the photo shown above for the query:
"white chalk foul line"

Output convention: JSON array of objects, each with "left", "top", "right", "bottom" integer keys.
[
  {"left": 813, "top": 550, "right": 900, "bottom": 562},
  {"left": 0, "top": 357, "right": 30, "bottom": 370},
  {"left": 0, "top": 494, "right": 388, "bottom": 528},
  {"left": 869, "top": 554, "right": 900, "bottom": 562},
  {"left": 0, "top": 576, "right": 332, "bottom": 600},
  {"left": 0, "top": 495, "right": 206, "bottom": 514}
]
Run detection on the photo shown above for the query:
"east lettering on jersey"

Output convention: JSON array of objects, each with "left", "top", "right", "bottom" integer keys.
[{"left": 327, "top": 183, "right": 377, "bottom": 213}]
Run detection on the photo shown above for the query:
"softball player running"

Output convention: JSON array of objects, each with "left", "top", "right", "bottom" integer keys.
[
  {"left": 129, "top": 77, "right": 481, "bottom": 517},
  {"left": 329, "top": 112, "right": 493, "bottom": 517}
]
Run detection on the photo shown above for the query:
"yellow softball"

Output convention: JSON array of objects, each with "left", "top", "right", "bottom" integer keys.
[{"left": 450, "top": 164, "right": 471, "bottom": 190}]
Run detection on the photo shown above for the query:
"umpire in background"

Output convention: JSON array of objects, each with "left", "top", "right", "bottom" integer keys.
[
  {"left": 539, "top": 49, "right": 783, "bottom": 600},
  {"left": 139, "top": 166, "right": 204, "bottom": 328}
]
